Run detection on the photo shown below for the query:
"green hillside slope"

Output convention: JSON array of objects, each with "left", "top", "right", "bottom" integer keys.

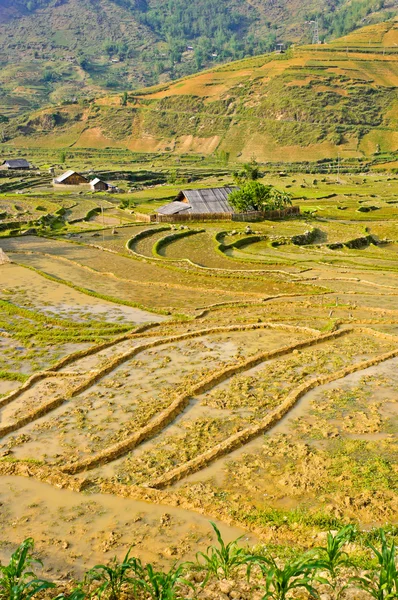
[
  {"left": 0, "top": 0, "right": 396, "bottom": 118},
  {"left": 5, "top": 19, "right": 398, "bottom": 163}
]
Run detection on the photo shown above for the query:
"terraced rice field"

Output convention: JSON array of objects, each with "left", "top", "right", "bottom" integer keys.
[{"left": 0, "top": 183, "right": 398, "bottom": 573}]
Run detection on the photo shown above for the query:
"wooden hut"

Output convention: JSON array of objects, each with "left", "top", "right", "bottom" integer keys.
[
  {"left": 53, "top": 170, "right": 89, "bottom": 185},
  {"left": 1, "top": 159, "right": 31, "bottom": 170},
  {"left": 90, "top": 178, "right": 110, "bottom": 191}
]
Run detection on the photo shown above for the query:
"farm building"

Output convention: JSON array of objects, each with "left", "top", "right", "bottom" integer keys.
[
  {"left": 90, "top": 178, "right": 114, "bottom": 192},
  {"left": 53, "top": 170, "right": 89, "bottom": 185},
  {"left": 157, "top": 187, "right": 237, "bottom": 216},
  {"left": 1, "top": 159, "right": 31, "bottom": 170},
  {"left": 153, "top": 186, "right": 300, "bottom": 223}
]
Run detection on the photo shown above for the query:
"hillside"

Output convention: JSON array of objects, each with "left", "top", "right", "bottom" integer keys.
[
  {"left": 4, "top": 19, "right": 398, "bottom": 163},
  {"left": 0, "top": 0, "right": 396, "bottom": 118}
]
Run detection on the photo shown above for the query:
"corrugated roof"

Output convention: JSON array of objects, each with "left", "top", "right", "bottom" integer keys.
[
  {"left": 55, "top": 170, "right": 78, "bottom": 183},
  {"left": 91, "top": 178, "right": 101, "bottom": 185},
  {"left": 157, "top": 201, "right": 191, "bottom": 215},
  {"left": 4, "top": 159, "right": 30, "bottom": 168},
  {"left": 177, "top": 187, "right": 237, "bottom": 214}
]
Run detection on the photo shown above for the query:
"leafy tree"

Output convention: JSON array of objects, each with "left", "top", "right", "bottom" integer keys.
[
  {"left": 42, "top": 69, "right": 57, "bottom": 83},
  {"left": 234, "top": 158, "right": 260, "bottom": 184},
  {"left": 228, "top": 181, "right": 292, "bottom": 212}
]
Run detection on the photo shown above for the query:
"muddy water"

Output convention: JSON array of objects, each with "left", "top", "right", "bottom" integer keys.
[
  {"left": 0, "top": 380, "right": 20, "bottom": 396},
  {"left": 0, "top": 476, "right": 255, "bottom": 577},
  {"left": 0, "top": 264, "right": 163, "bottom": 324},
  {"left": 270, "top": 356, "right": 398, "bottom": 437},
  {"left": 0, "top": 376, "right": 80, "bottom": 425},
  {"left": 2, "top": 329, "right": 307, "bottom": 465},
  {"left": 177, "top": 356, "right": 398, "bottom": 489}
]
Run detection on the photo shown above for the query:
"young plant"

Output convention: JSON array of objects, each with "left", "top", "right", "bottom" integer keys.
[
  {"left": 248, "top": 553, "right": 321, "bottom": 600},
  {"left": 0, "top": 538, "right": 55, "bottom": 600},
  {"left": 55, "top": 586, "right": 87, "bottom": 600},
  {"left": 194, "top": 521, "right": 250, "bottom": 580},
  {"left": 137, "top": 563, "right": 191, "bottom": 600},
  {"left": 353, "top": 529, "right": 398, "bottom": 600},
  {"left": 314, "top": 525, "right": 357, "bottom": 596},
  {"left": 85, "top": 548, "right": 143, "bottom": 600}
]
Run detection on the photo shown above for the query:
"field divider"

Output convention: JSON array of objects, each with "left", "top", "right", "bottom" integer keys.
[
  {"left": 12, "top": 251, "right": 263, "bottom": 299},
  {"left": 0, "top": 395, "right": 69, "bottom": 438},
  {"left": 0, "top": 323, "right": 159, "bottom": 410},
  {"left": 2, "top": 326, "right": 394, "bottom": 442},
  {"left": 0, "top": 371, "right": 81, "bottom": 410},
  {"left": 0, "top": 321, "right": 319, "bottom": 440},
  {"left": 60, "top": 327, "right": 352, "bottom": 475},
  {"left": 126, "top": 231, "right": 312, "bottom": 278},
  {"left": 11, "top": 257, "right": 172, "bottom": 314},
  {"left": 149, "top": 341, "right": 398, "bottom": 489},
  {"left": 304, "top": 276, "right": 398, "bottom": 291}
]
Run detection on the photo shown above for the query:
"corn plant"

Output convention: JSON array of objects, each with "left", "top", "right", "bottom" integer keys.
[
  {"left": 85, "top": 548, "right": 143, "bottom": 600},
  {"left": 248, "top": 553, "right": 321, "bottom": 600},
  {"left": 353, "top": 529, "right": 398, "bottom": 600},
  {"left": 314, "top": 525, "right": 357, "bottom": 596},
  {"left": 55, "top": 586, "right": 87, "bottom": 600},
  {"left": 0, "top": 538, "right": 55, "bottom": 600},
  {"left": 194, "top": 521, "right": 250, "bottom": 580},
  {"left": 136, "top": 563, "right": 191, "bottom": 600}
]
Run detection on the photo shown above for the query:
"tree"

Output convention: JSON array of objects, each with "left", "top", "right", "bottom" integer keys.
[
  {"left": 268, "top": 187, "right": 292, "bottom": 209},
  {"left": 121, "top": 91, "right": 128, "bottom": 106},
  {"left": 233, "top": 158, "right": 260, "bottom": 184},
  {"left": 228, "top": 181, "right": 292, "bottom": 213}
]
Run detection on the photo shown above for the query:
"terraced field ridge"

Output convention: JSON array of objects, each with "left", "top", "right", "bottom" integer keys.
[{"left": 4, "top": 19, "right": 398, "bottom": 163}]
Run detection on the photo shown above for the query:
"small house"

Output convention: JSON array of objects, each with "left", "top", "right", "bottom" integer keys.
[
  {"left": 90, "top": 178, "right": 112, "bottom": 192},
  {"left": 157, "top": 187, "right": 237, "bottom": 217},
  {"left": 1, "top": 159, "right": 31, "bottom": 170},
  {"left": 53, "top": 170, "right": 89, "bottom": 185}
]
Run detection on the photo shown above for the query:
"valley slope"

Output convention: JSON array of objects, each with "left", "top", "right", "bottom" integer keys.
[
  {"left": 0, "top": 0, "right": 396, "bottom": 117},
  {"left": 5, "top": 19, "right": 398, "bottom": 163}
]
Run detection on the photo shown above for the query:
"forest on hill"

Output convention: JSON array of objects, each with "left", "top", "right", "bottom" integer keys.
[{"left": 0, "top": 0, "right": 396, "bottom": 118}]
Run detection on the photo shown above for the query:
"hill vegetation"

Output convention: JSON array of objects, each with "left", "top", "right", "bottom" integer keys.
[
  {"left": 4, "top": 18, "right": 398, "bottom": 163},
  {"left": 0, "top": 0, "right": 396, "bottom": 117}
]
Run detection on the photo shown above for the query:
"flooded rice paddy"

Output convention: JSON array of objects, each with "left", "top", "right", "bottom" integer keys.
[{"left": 0, "top": 212, "right": 397, "bottom": 573}]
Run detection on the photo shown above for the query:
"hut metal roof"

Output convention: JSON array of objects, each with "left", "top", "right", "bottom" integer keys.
[
  {"left": 176, "top": 187, "right": 237, "bottom": 214},
  {"left": 55, "top": 170, "right": 77, "bottom": 183},
  {"left": 4, "top": 159, "right": 30, "bottom": 168},
  {"left": 157, "top": 201, "right": 191, "bottom": 215},
  {"left": 55, "top": 170, "right": 88, "bottom": 183}
]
